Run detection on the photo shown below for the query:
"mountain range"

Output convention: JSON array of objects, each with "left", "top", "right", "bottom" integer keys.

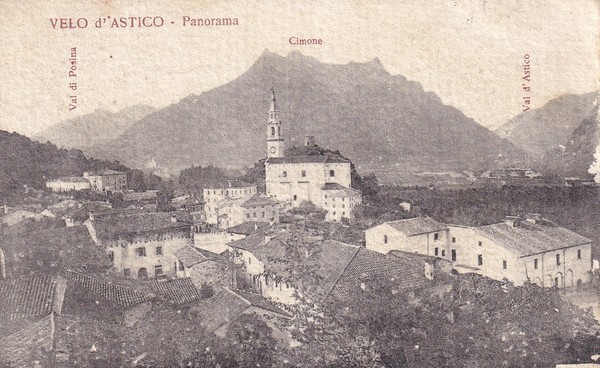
[
  {"left": 73, "top": 50, "right": 529, "bottom": 180},
  {"left": 34, "top": 105, "right": 155, "bottom": 149},
  {"left": 495, "top": 92, "right": 598, "bottom": 158}
]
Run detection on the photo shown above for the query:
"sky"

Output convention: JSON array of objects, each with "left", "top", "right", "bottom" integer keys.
[{"left": 0, "top": 0, "right": 598, "bottom": 137}]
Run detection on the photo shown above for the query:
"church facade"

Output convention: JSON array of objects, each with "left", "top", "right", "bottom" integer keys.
[{"left": 264, "top": 89, "right": 361, "bottom": 221}]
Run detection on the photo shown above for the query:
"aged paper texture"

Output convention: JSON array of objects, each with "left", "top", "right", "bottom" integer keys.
[{"left": 0, "top": 1, "right": 599, "bottom": 367}]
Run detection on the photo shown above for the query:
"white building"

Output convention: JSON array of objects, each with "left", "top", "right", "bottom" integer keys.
[
  {"left": 46, "top": 177, "right": 91, "bottom": 192},
  {"left": 366, "top": 215, "right": 593, "bottom": 289},
  {"left": 203, "top": 181, "right": 257, "bottom": 225},
  {"left": 263, "top": 89, "right": 360, "bottom": 222}
]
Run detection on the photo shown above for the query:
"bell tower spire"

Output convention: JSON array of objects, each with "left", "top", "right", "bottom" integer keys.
[{"left": 267, "top": 88, "right": 284, "bottom": 158}]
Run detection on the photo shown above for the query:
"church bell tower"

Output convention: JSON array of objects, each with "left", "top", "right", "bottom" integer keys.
[{"left": 267, "top": 88, "right": 284, "bottom": 158}]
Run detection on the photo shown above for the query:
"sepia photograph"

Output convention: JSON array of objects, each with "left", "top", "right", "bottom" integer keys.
[{"left": 0, "top": 0, "right": 599, "bottom": 366}]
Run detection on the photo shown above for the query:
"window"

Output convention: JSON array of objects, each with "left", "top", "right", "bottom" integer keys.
[
  {"left": 452, "top": 237, "right": 456, "bottom": 243},
  {"left": 451, "top": 249, "right": 457, "bottom": 261},
  {"left": 156, "top": 246, "right": 163, "bottom": 255},
  {"left": 333, "top": 212, "right": 336, "bottom": 216},
  {"left": 478, "top": 241, "right": 482, "bottom": 247},
  {"left": 301, "top": 170, "right": 306, "bottom": 177},
  {"left": 108, "top": 251, "right": 114, "bottom": 262},
  {"left": 253, "top": 212, "right": 257, "bottom": 218},
  {"left": 282, "top": 171, "right": 287, "bottom": 177},
  {"left": 246, "top": 213, "right": 251, "bottom": 219},
  {"left": 441, "top": 250, "right": 446, "bottom": 257},
  {"left": 556, "top": 254, "right": 561, "bottom": 266},
  {"left": 179, "top": 261, "right": 185, "bottom": 271},
  {"left": 293, "top": 195, "right": 297, "bottom": 201},
  {"left": 330, "top": 170, "right": 335, "bottom": 177},
  {"left": 262, "top": 211, "right": 265, "bottom": 218},
  {"left": 154, "top": 265, "right": 163, "bottom": 277},
  {"left": 136, "top": 247, "right": 146, "bottom": 257},
  {"left": 503, "top": 260, "right": 507, "bottom": 270},
  {"left": 534, "top": 258, "right": 538, "bottom": 269},
  {"left": 248, "top": 257, "right": 251, "bottom": 265},
  {"left": 578, "top": 249, "right": 582, "bottom": 259},
  {"left": 434, "top": 247, "right": 439, "bottom": 256},
  {"left": 478, "top": 254, "right": 483, "bottom": 266},
  {"left": 123, "top": 268, "right": 130, "bottom": 277},
  {"left": 384, "top": 235, "right": 388, "bottom": 244},
  {"left": 434, "top": 233, "right": 439, "bottom": 241},
  {"left": 324, "top": 195, "right": 328, "bottom": 199}
]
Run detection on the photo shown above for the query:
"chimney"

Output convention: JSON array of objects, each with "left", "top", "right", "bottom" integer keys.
[
  {"left": 171, "top": 214, "right": 178, "bottom": 223},
  {"left": 503, "top": 216, "right": 522, "bottom": 227},
  {"left": 524, "top": 213, "right": 542, "bottom": 224},
  {"left": 3, "top": 204, "right": 7, "bottom": 215}
]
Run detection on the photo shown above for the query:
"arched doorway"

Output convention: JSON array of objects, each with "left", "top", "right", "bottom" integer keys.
[
  {"left": 554, "top": 272, "right": 563, "bottom": 289},
  {"left": 545, "top": 274, "right": 553, "bottom": 288},
  {"left": 565, "top": 269, "right": 574, "bottom": 288},
  {"left": 138, "top": 267, "right": 148, "bottom": 280}
]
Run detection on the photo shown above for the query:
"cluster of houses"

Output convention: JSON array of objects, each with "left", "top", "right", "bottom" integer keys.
[{"left": 0, "top": 89, "right": 597, "bottom": 365}]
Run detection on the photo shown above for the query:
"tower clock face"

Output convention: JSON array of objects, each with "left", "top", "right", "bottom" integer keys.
[{"left": 270, "top": 146, "right": 277, "bottom": 154}]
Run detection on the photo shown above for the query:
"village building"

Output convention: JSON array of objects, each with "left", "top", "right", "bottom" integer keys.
[
  {"left": 321, "top": 183, "right": 362, "bottom": 222},
  {"left": 365, "top": 217, "right": 450, "bottom": 258},
  {"left": 61, "top": 269, "right": 155, "bottom": 326},
  {"left": 45, "top": 177, "right": 91, "bottom": 192},
  {"left": 84, "top": 169, "right": 128, "bottom": 192},
  {"left": 366, "top": 215, "right": 593, "bottom": 289},
  {"left": 216, "top": 194, "right": 279, "bottom": 229},
  {"left": 203, "top": 181, "right": 257, "bottom": 224},
  {"left": 174, "top": 245, "right": 230, "bottom": 287},
  {"left": 263, "top": 89, "right": 361, "bottom": 222},
  {"left": 84, "top": 211, "right": 193, "bottom": 280}
]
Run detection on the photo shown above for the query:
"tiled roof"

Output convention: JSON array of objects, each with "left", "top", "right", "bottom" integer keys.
[
  {"left": 229, "top": 232, "right": 268, "bottom": 252},
  {"left": 90, "top": 211, "right": 191, "bottom": 239},
  {"left": 123, "top": 191, "right": 158, "bottom": 202},
  {"left": 0, "top": 314, "right": 54, "bottom": 367},
  {"left": 192, "top": 286, "right": 251, "bottom": 332},
  {"left": 229, "top": 289, "right": 293, "bottom": 318},
  {"left": 241, "top": 195, "right": 278, "bottom": 208},
  {"left": 62, "top": 270, "right": 154, "bottom": 309},
  {"left": 321, "top": 184, "right": 361, "bottom": 197},
  {"left": 146, "top": 278, "right": 201, "bottom": 305},
  {"left": 175, "top": 246, "right": 210, "bottom": 268},
  {"left": 205, "top": 180, "right": 256, "bottom": 189},
  {"left": 266, "top": 155, "right": 349, "bottom": 164},
  {"left": 48, "top": 177, "right": 89, "bottom": 183},
  {"left": 321, "top": 183, "right": 347, "bottom": 190},
  {"left": 474, "top": 220, "right": 592, "bottom": 256},
  {"left": 0, "top": 276, "right": 56, "bottom": 320},
  {"left": 386, "top": 217, "right": 447, "bottom": 236},
  {"left": 307, "top": 240, "right": 361, "bottom": 299},
  {"left": 89, "top": 169, "right": 125, "bottom": 176},
  {"left": 226, "top": 221, "right": 270, "bottom": 235},
  {"left": 327, "top": 248, "right": 431, "bottom": 303},
  {"left": 0, "top": 225, "right": 109, "bottom": 276}
]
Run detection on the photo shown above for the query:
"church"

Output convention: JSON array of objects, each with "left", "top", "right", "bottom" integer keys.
[{"left": 264, "top": 89, "right": 361, "bottom": 222}]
